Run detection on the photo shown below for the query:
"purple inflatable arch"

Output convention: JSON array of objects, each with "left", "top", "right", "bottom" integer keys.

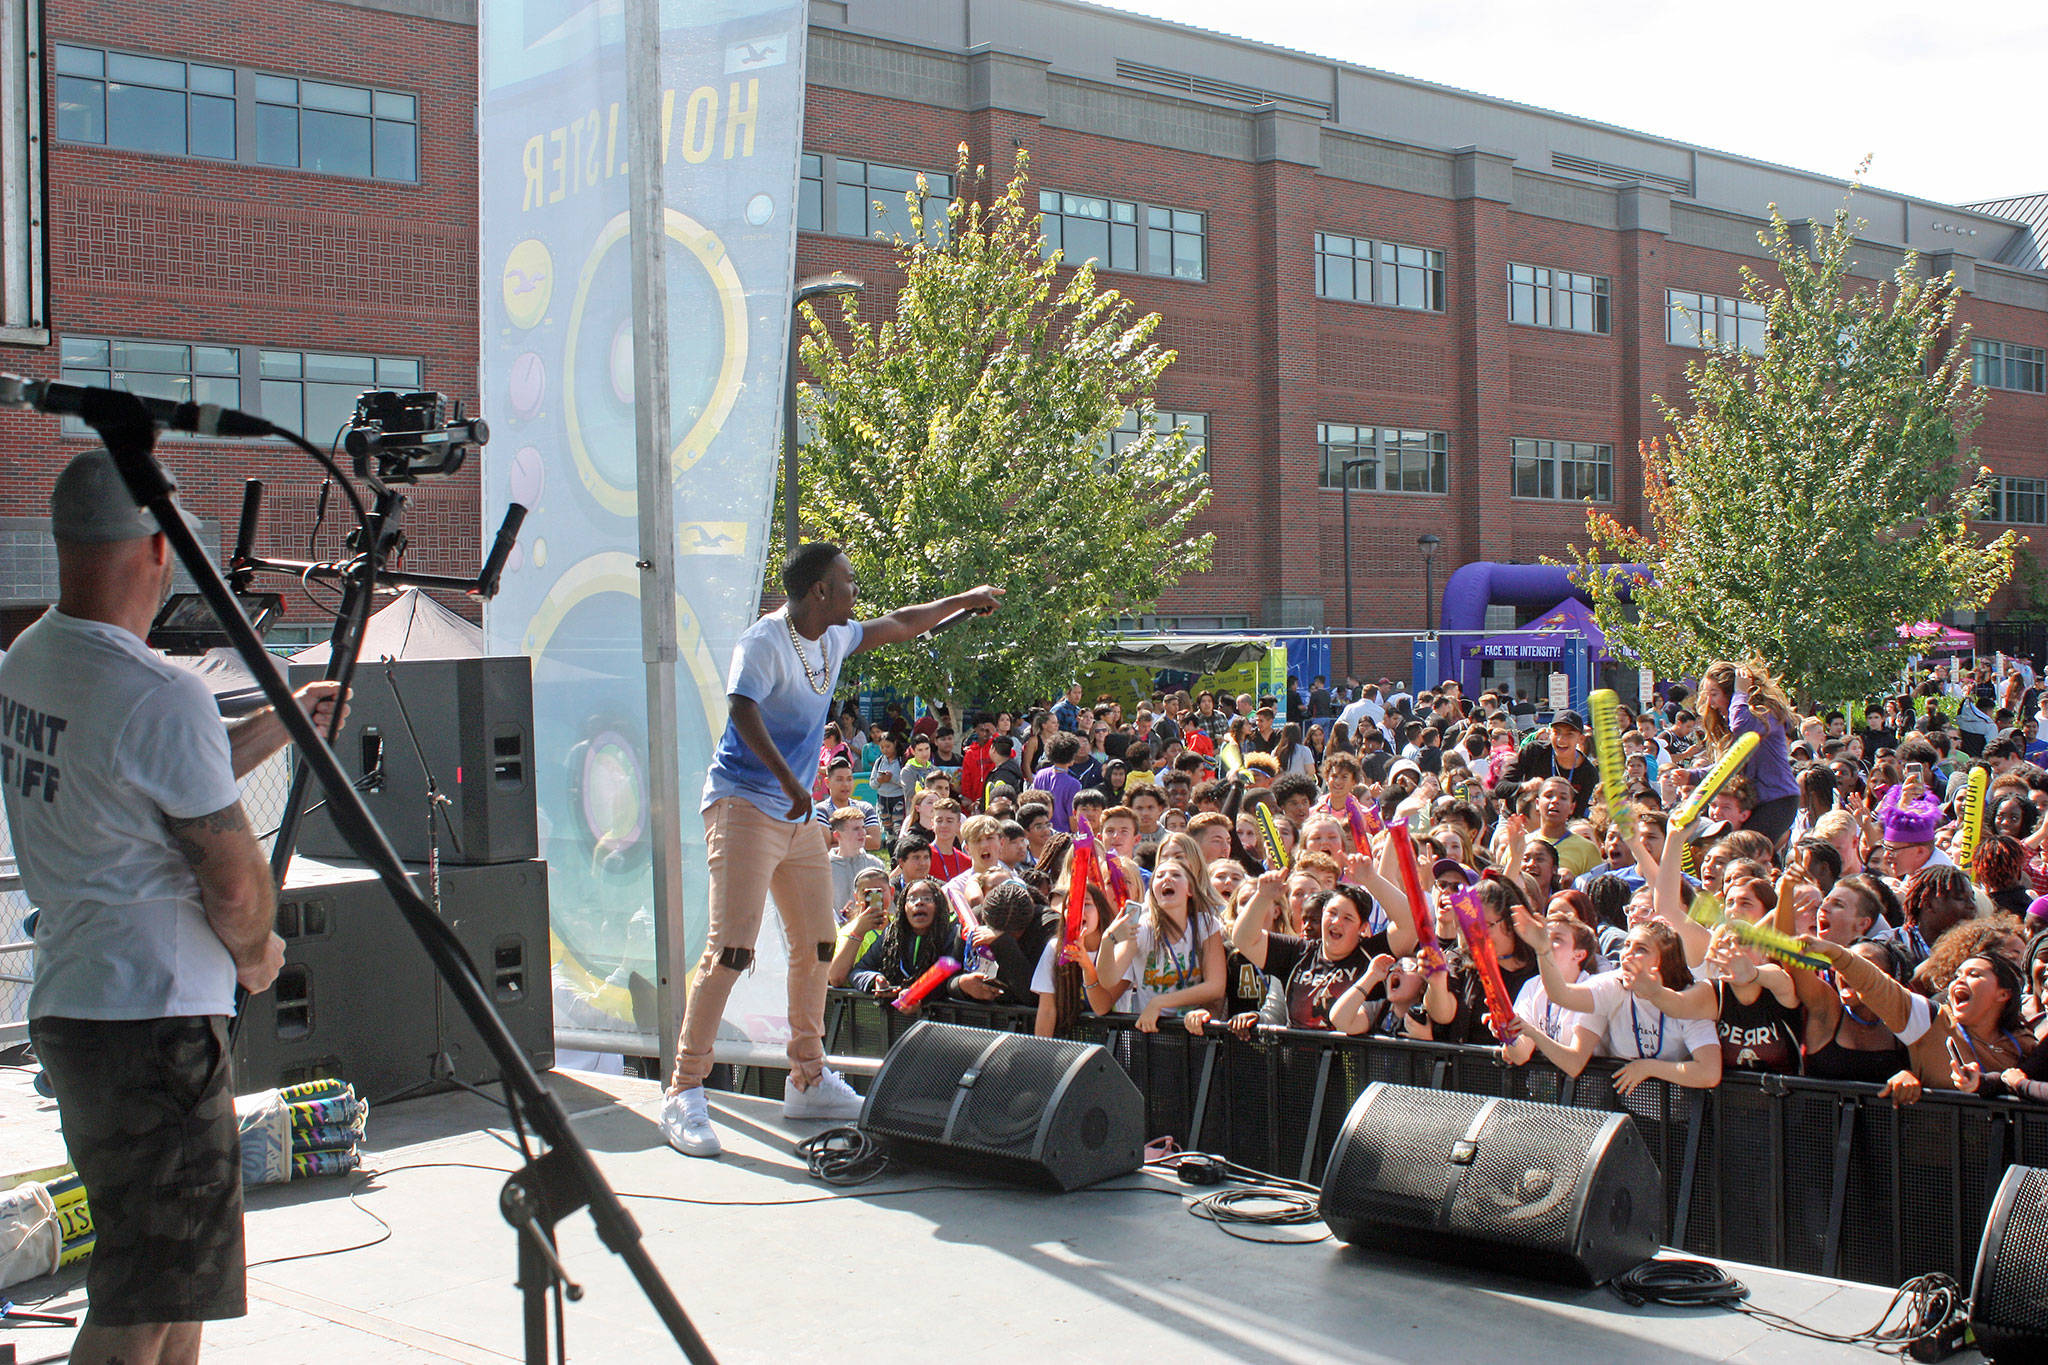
[{"left": 1439, "top": 561, "right": 1647, "bottom": 696}]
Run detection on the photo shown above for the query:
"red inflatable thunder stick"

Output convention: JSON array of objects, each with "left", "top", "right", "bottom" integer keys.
[
  {"left": 1063, "top": 817, "right": 1103, "bottom": 961},
  {"left": 1342, "top": 794, "right": 1383, "bottom": 856},
  {"left": 1447, "top": 885, "right": 1518, "bottom": 1043},
  {"left": 892, "top": 956, "right": 961, "bottom": 1012},
  {"left": 1385, "top": 818, "right": 1448, "bottom": 978}
]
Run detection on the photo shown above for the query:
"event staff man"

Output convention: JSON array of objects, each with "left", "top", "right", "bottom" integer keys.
[
  {"left": 1, "top": 450, "right": 346, "bottom": 1365},
  {"left": 661, "top": 542, "right": 1001, "bottom": 1157}
]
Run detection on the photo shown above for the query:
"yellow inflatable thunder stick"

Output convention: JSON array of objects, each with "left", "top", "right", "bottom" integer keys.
[{"left": 1587, "top": 689, "right": 1636, "bottom": 842}]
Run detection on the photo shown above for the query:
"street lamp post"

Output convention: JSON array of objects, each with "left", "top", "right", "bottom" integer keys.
[
  {"left": 1419, "top": 533, "right": 1442, "bottom": 634},
  {"left": 1418, "top": 532, "right": 1442, "bottom": 690},
  {"left": 1340, "top": 456, "right": 1374, "bottom": 682},
  {"left": 784, "top": 274, "right": 865, "bottom": 556}
]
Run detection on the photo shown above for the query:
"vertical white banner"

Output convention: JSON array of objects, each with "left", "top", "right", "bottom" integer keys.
[{"left": 479, "top": 1, "right": 808, "bottom": 1054}]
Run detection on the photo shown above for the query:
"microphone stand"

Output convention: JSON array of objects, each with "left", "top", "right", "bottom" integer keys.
[{"left": 80, "top": 389, "right": 715, "bottom": 1365}]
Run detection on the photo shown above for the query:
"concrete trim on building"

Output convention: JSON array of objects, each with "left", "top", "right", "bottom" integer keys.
[
  {"left": 1977, "top": 262, "right": 2048, "bottom": 311},
  {"left": 320, "top": 0, "right": 475, "bottom": 24}
]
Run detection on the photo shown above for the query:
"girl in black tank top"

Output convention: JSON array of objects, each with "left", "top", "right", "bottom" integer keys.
[
  {"left": 1804, "top": 1014, "right": 1909, "bottom": 1084},
  {"left": 1792, "top": 937, "right": 1916, "bottom": 1084}
]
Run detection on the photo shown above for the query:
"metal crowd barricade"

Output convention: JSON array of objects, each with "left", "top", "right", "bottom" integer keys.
[{"left": 821, "top": 989, "right": 2048, "bottom": 1288}]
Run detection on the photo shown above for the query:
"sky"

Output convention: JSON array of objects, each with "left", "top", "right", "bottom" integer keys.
[{"left": 1092, "top": 0, "right": 2046, "bottom": 209}]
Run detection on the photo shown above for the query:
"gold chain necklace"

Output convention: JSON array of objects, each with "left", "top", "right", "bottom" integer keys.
[{"left": 786, "top": 614, "right": 827, "bottom": 695}]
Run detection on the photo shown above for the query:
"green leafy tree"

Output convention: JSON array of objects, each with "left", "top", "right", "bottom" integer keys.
[
  {"left": 1568, "top": 197, "right": 2017, "bottom": 704},
  {"left": 789, "top": 147, "right": 1212, "bottom": 705}
]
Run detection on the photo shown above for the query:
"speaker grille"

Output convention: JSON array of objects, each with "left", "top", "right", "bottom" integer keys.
[
  {"left": 1325, "top": 1087, "right": 1488, "bottom": 1227},
  {"left": 862, "top": 1023, "right": 997, "bottom": 1143},
  {"left": 951, "top": 1034, "right": 1088, "bottom": 1156},
  {"left": 861, "top": 1022, "right": 1145, "bottom": 1190},
  {"left": 1978, "top": 1166, "right": 2048, "bottom": 1338},
  {"left": 1447, "top": 1105, "right": 1594, "bottom": 1249}
]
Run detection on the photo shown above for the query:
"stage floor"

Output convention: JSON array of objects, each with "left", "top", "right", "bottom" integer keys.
[{"left": 3, "top": 1068, "right": 1921, "bottom": 1363}]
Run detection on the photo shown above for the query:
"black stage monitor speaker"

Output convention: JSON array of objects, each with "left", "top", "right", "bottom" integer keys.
[
  {"left": 1320, "top": 1082, "right": 1665, "bottom": 1286},
  {"left": 288, "top": 656, "right": 536, "bottom": 865},
  {"left": 1971, "top": 1164, "right": 2048, "bottom": 1363},
  {"left": 232, "top": 856, "right": 554, "bottom": 1101},
  {"left": 859, "top": 1021, "right": 1145, "bottom": 1191}
]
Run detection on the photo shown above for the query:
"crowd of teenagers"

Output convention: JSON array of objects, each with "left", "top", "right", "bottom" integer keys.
[{"left": 810, "top": 658, "right": 2048, "bottom": 1104}]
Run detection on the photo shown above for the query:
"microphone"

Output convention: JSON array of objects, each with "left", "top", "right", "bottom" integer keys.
[
  {"left": 0, "top": 374, "right": 274, "bottom": 438},
  {"left": 918, "top": 605, "right": 992, "bottom": 640}
]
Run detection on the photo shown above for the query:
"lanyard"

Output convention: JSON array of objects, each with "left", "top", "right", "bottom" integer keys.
[
  {"left": 1155, "top": 922, "right": 1193, "bottom": 993},
  {"left": 1628, "top": 999, "right": 1667, "bottom": 1060},
  {"left": 1957, "top": 1026, "right": 2022, "bottom": 1067}
]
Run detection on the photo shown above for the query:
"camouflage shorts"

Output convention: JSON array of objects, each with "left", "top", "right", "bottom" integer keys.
[{"left": 30, "top": 1013, "right": 247, "bottom": 1325}]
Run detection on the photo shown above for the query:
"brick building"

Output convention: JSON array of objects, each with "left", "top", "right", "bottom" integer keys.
[
  {"left": 3, "top": 0, "right": 2044, "bottom": 680},
  {"left": 0, "top": 0, "right": 479, "bottom": 646}
]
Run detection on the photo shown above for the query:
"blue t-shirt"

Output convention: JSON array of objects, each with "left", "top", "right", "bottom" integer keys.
[{"left": 703, "top": 609, "right": 864, "bottom": 819}]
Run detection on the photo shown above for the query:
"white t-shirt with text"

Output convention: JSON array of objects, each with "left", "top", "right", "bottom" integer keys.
[{"left": 0, "top": 611, "right": 242, "bottom": 1019}]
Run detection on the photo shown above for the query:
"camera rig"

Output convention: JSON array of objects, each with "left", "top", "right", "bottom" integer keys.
[{"left": 229, "top": 388, "right": 523, "bottom": 884}]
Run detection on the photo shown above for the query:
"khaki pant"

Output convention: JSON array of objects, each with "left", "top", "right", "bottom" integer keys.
[{"left": 671, "top": 796, "right": 835, "bottom": 1090}]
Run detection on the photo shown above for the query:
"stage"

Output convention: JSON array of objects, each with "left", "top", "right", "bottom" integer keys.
[{"left": 2, "top": 1067, "right": 1922, "bottom": 1362}]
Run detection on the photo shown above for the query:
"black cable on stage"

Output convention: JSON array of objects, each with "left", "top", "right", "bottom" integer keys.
[
  {"left": 1145, "top": 1151, "right": 1330, "bottom": 1244},
  {"left": 1185, "top": 1186, "right": 1329, "bottom": 1244},
  {"left": 1611, "top": 1258, "right": 1969, "bottom": 1355},
  {"left": 797, "top": 1125, "right": 891, "bottom": 1185}
]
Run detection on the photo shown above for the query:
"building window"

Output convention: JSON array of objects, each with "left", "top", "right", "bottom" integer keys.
[
  {"left": 797, "top": 151, "right": 951, "bottom": 241},
  {"left": 1972, "top": 339, "right": 2047, "bottom": 395},
  {"left": 53, "top": 44, "right": 418, "bottom": 183},
  {"left": 254, "top": 74, "right": 417, "bottom": 182},
  {"left": 1984, "top": 475, "right": 2048, "bottom": 525},
  {"left": 1145, "top": 206, "right": 1205, "bottom": 281},
  {"left": 1318, "top": 423, "right": 1449, "bottom": 494},
  {"left": 798, "top": 153, "right": 823, "bottom": 232},
  {"left": 54, "top": 44, "right": 235, "bottom": 160},
  {"left": 259, "top": 350, "right": 422, "bottom": 443},
  {"left": 1039, "top": 190, "right": 1204, "bottom": 280},
  {"left": 57, "top": 335, "right": 241, "bottom": 435},
  {"left": 1512, "top": 437, "right": 1613, "bottom": 502},
  {"left": 1104, "top": 408, "right": 1208, "bottom": 473},
  {"left": 1508, "top": 264, "right": 1610, "bottom": 333},
  {"left": 1666, "top": 289, "right": 1766, "bottom": 354},
  {"left": 1040, "top": 190, "right": 1138, "bottom": 272},
  {"left": 1114, "top": 614, "right": 1252, "bottom": 632},
  {"left": 1314, "top": 232, "right": 1445, "bottom": 311},
  {"left": 833, "top": 157, "right": 952, "bottom": 242}
]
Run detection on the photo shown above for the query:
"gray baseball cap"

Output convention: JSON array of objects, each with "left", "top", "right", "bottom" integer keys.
[{"left": 51, "top": 448, "right": 198, "bottom": 543}]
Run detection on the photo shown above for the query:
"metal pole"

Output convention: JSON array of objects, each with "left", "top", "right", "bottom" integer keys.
[
  {"left": 623, "top": 0, "right": 688, "bottom": 1082},
  {"left": 782, "top": 317, "right": 800, "bottom": 557},
  {"left": 1342, "top": 470, "right": 1354, "bottom": 683},
  {"left": 1341, "top": 456, "right": 1370, "bottom": 684}
]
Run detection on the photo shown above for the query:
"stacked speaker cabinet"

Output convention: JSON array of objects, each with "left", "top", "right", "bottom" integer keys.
[
  {"left": 287, "top": 657, "right": 536, "bottom": 866},
  {"left": 1319, "top": 1083, "right": 1665, "bottom": 1286},
  {"left": 859, "top": 1021, "right": 1145, "bottom": 1191},
  {"left": 1970, "top": 1164, "right": 2048, "bottom": 1363},
  {"left": 231, "top": 856, "right": 554, "bottom": 1100}
]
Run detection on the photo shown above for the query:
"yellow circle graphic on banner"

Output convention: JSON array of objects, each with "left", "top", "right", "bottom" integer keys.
[
  {"left": 523, "top": 551, "right": 733, "bottom": 747},
  {"left": 564, "top": 209, "right": 749, "bottom": 518},
  {"left": 502, "top": 238, "right": 554, "bottom": 329}
]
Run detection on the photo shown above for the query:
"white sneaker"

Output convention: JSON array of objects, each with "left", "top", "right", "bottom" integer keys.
[
  {"left": 660, "top": 1086, "right": 722, "bottom": 1157},
  {"left": 783, "top": 1066, "right": 864, "bottom": 1121}
]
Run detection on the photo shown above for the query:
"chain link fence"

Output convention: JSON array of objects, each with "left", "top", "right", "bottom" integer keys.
[{"left": 0, "top": 752, "right": 295, "bottom": 1042}]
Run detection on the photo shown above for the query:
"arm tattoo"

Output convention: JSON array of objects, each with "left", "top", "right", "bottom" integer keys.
[{"left": 163, "top": 801, "right": 250, "bottom": 870}]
